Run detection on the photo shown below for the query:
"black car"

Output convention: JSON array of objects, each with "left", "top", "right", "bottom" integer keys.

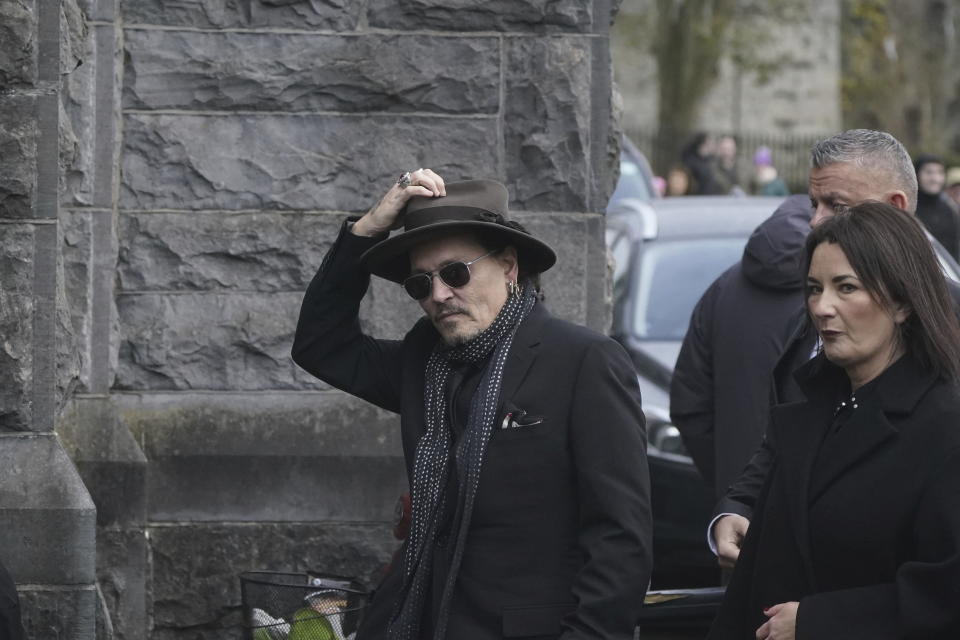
[{"left": 607, "top": 195, "right": 787, "bottom": 589}]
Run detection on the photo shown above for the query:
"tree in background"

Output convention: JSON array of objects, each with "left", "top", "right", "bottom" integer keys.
[
  {"left": 842, "top": 0, "right": 960, "bottom": 162},
  {"left": 613, "top": 0, "right": 803, "bottom": 173}
]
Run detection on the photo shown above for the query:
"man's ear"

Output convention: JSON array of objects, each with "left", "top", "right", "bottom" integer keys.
[
  {"left": 887, "top": 191, "right": 910, "bottom": 212},
  {"left": 499, "top": 245, "right": 519, "bottom": 280}
]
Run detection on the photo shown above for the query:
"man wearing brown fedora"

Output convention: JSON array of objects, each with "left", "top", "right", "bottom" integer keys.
[{"left": 293, "top": 169, "right": 652, "bottom": 640}]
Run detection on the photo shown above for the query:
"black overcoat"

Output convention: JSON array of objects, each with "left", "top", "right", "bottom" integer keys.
[
  {"left": 292, "top": 223, "right": 653, "bottom": 640},
  {"left": 709, "top": 354, "right": 960, "bottom": 640}
]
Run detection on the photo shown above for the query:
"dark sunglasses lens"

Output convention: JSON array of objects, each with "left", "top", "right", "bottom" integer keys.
[
  {"left": 439, "top": 262, "right": 471, "bottom": 288},
  {"left": 403, "top": 274, "right": 432, "bottom": 300}
]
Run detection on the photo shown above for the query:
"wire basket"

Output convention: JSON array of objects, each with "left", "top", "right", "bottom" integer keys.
[{"left": 240, "top": 571, "right": 368, "bottom": 640}]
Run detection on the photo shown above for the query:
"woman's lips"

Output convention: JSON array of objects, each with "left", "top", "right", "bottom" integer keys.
[{"left": 820, "top": 329, "right": 843, "bottom": 339}]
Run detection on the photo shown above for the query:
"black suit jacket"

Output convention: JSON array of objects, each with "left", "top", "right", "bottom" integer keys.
[
  {"left": 708, "top": 354, "right": 960, "bottom": 639},
  {"left": 292, "top": 223, "right": 653, "bottom": 640}
]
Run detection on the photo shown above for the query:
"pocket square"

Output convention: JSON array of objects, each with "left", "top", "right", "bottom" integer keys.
[{"left": 500, "top": 410, "right": 545, "bottom": 430}]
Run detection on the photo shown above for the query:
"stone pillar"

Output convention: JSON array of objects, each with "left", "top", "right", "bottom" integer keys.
[
  {"left": 0, "top": 0, "right": 97, "bottom": 638},
  {"left": 57, "top": 0, "right": 149, "bottom": 638}
]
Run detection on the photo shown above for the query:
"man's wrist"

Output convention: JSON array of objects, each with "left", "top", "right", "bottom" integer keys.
[
  {"left": 351, "top": 215, "right": 389, "bottom": 238},
  {"left": 706, "top": 512, "right": 738, "bottom": 556}
]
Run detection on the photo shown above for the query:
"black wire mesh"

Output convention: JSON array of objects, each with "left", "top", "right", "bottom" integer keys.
[{"left": 240, "top": 571, "right": 368, "bottom": 640}]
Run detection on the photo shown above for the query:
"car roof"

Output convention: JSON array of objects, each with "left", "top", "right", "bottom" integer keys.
[{"left": 648, "top": 196, "right": 787, "bottom": 239}]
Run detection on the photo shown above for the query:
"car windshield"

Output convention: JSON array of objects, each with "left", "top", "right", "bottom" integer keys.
[
  {"left": 631, "top": 238, "right": 746, "bottom": 340},
  {"left": 609, "top": 157, "right": 653, "bottom": 203}
]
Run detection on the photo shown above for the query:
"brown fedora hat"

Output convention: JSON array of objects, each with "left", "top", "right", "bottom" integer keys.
[{"left": 359, "top": 179, "right": 557, "bottom": 284}]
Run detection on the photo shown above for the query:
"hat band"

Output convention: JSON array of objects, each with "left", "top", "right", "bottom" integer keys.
[{"left": 404, "top": 206, "right": 506, "bottom": 231}]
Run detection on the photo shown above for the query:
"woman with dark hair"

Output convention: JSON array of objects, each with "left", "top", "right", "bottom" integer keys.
[{"left": 708, "top": 201, "right": 960, "bottom": 640}]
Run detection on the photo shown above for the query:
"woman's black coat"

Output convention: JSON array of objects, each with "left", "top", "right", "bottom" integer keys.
[{"left": 708, "top": 354, "right": 960, "bottom": 640}]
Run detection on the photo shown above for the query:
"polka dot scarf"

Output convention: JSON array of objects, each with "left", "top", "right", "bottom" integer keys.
[{"left": 388, "top": 280, "right": 537, "bottom": 640}]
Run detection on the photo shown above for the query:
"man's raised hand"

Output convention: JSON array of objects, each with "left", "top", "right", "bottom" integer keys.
[{"left": 352, "top": 168, "right": 447, "bottom": 237}]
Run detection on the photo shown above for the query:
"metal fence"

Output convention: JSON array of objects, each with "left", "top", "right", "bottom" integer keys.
[{"left": 625, "top": 127, "right": 830, "bottom": 195}]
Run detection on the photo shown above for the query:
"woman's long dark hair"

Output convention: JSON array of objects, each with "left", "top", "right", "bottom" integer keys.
[{"left": 803, "top": 201, "right": 960, "bottom": 382}]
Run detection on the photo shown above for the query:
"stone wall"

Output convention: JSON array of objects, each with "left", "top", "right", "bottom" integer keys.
[{"left": 3, "top": 1, "right": 623, "bottom": 638}]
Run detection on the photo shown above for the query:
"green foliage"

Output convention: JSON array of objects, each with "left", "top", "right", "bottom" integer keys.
[{"left": 841, "top": 0, "right": 959, "bottom": 156}]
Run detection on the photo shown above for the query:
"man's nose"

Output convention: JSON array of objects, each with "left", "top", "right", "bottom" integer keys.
[
  {"left": 810, "top": 205, "right": 831, "bottom": 228},
  {"left": 430, "top": 275, "right": 454, "bottom": 303}
]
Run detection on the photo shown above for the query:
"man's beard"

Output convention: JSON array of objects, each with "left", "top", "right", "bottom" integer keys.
[
  {"left": 432, "top": 303, "right": 482, "bottom": 347},
  {"left": 443, "top": 326, "right": 482, "bottom": 347}
]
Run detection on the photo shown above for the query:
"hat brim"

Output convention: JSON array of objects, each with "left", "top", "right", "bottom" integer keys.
[{"left": 359, "top": 220, "right": 557, "bottom": 284}]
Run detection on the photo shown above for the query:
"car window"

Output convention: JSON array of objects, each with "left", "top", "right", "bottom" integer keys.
[
  {"left": 632, "top": 238, "right": 745, "bottom": 340},
  {"left": 609, "top": 158, "right": 653, "bottom": 204}
]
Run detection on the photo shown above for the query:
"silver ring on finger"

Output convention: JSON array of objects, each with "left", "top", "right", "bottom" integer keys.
[{"left": 396, "top": 171, "right": 412, "bottom": 189}]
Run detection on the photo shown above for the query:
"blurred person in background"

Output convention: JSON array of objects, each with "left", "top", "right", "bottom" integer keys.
[
  {"left": 914, "top": 153, "right": 959, "bottom": 260},
  {"left": 945, "top": 166, "right": 960, "bottom": 212},
  {"left": 751, "top": 146, "right": 790, "bottom": 196},
  {"left": 652, "top": 175, "right": 667, "bottom": 198},
  {"left": 681, "top": 132, "right": 720, "bottom": 195},
  {"left": 665, "top": 165, "right": 692, "bottom": 196},
  {"left": 713, "top": 134, "right": 743, "bottom": 195}
]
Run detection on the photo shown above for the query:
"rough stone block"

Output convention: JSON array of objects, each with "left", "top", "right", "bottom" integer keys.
[
  {"left": 0, "top": 95, "right": 38, "bottom": 219},
  {"left": 19, "top": 585, "right": 97, "bottom": 640},
  {"left": 58, "top": 397, "right": 148, "bottom": 527},
  {"left": 148, "top": 523, "right": 398, "bottom": 635},
  {"left": 60, "top": 210, "right": 94, "bottom": 389},
  {"left": 115, "top": 292, "right": 317, "bottom": 391},
  {"left": 0, "top": 0, "right": 36, "bottom": 88},
  {"left": 504, "top": 37, "right": 592, "bottom": 212},
  {"left": 115, "top": 280, "right": 431, "bottom": 390},
  {"left": 119, "top": 114, "right": 499, "bottom": 212},
  {"left": 118, "top": 392, "right": 401, "bottom": 458},
  {"left": 148, "top": 453, "right": 407, "bottom": 522},
  {"left": 0, "top": 434, "right": 97, "bottom": 584},
  {"left": 122, "top": 0, "right": 363, "bottom": 31},
  {"left": 0, "top": 224, "right": 35, "bottom": 432},
  {"left": 56, "top": 239, "right": 85, "bottom": 418},
  {"left": 115, "top": 391, "right": 404, "bottom": 521},
  {"left": 116, "top": 210, "right": 438, "bottom": 330},
  {"left": 367, "top": 0, "right": 592, "bottom": 33},
  {"left": 514, "top": 212, "right": 602, "bottom": 328},
  {"left": 123, "top": 30, "right": 499, "bottom": 114},
  {"left": 97, "top": 528, "right": 147, "bottom": 640},
  {"left": 116, "top": 211, "right": 348, "bottom": 292}
]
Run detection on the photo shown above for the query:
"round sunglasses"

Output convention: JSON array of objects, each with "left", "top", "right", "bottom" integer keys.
[{"left": 403, "top": 250, "right": 497, "bottom": 300}]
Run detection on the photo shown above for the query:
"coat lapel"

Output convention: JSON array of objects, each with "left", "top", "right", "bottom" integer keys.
[
  {"left": 497, "top": 302, "right": 546, "bottom": 406},
  {"left": 805, "top": 354, "right": 937, "bottom": 503},
  {"left": 806, "top": 405, "right": 896, "bottom": 503}
]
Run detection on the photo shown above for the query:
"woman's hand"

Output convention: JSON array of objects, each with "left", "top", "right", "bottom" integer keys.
[
  {"left": 755, "top": 602, "right": 798, "bottom": 640},
  {"left": 352, "top": 168, "right": 446, "bottom": 237}
]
